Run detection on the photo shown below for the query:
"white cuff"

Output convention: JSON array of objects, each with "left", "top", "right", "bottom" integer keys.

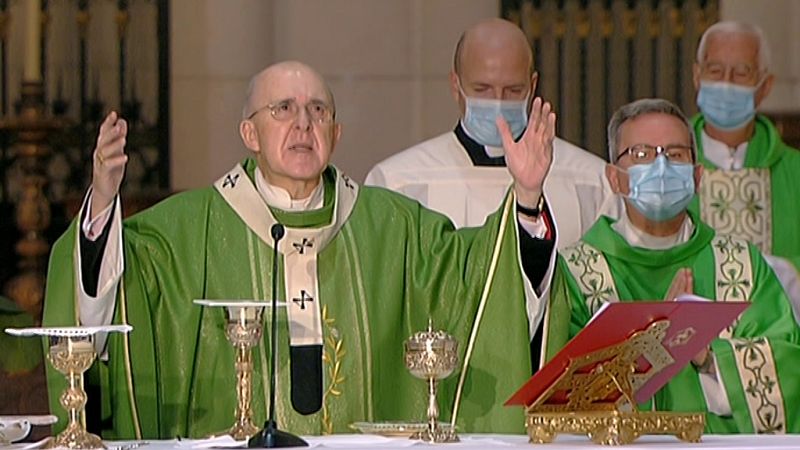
[
  {"left": 518, "top": 213, "right": 548, "bottom": 239},
  {"left": 81, "top": 190, "right": 115, "bottom": 241},
  {"left": 75, "top": 191, "right": 124, "bottom": 356},
  {"left": 762, "top": 254, "right": 800, "bottom": 325},
  {"left": 698, "top": 354, "right": 732, "bottom": 416}
]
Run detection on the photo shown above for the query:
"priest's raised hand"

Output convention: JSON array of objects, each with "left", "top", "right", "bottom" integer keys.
[
  {"left": 91, "top": 111, "right": 129, "bottom": 219},
  {"left": 497, "top": 96, "right": 555, "bottom": 209}
]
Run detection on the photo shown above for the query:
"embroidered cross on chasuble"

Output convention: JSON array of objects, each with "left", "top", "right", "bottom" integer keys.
[
  {"left": 43, "top": 157, "right": 542, "bottom": 438},
  {"left": 215, "top": 163, "right": 359, "bottom": 416}
]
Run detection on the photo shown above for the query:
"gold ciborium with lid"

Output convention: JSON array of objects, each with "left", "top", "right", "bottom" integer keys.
[{"left": 404, "top": 320, "right": 459, "bottom": 443}]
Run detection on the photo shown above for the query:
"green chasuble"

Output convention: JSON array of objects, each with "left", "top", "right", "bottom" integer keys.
[
  {"left": 42, "top": 158, "right": 539, "bottom": 438},
  {"left": 689, "top": 114, "right": 800, "bottom": 269},
  {"left": 545, "top": 212, "right": 800, "bottom": 434}
]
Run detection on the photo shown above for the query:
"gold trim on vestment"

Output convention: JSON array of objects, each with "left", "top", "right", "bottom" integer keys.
[
  {"left": 729, "top": 337, "right": 786, "bottom": 434},
  {"left": 561, "top": 241, "right": 618, "bottom": 315},
  {"left": 700, "top": 168, "right": 772, "bottom": 254},
  {"left": 711, "top": 235, "right": 752, "bottom": 340},
  {"left": 450, "top": 193, "right": 513, "bottom": 428},
  {"left": 118, "top": 278, "right": 143, "bottom": 439},
  {"left": 320, "top": 305, "right": 345, "bottom": 434}
]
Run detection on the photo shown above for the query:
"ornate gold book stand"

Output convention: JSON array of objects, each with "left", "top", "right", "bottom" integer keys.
[{"left": 525, "top": 320, "right": 705, "bottom": 445}]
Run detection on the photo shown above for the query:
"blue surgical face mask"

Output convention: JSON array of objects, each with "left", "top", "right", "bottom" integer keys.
[
  {"left": 459, "top": 84, "right": 529, "bottom": 148},
  {"left": 623, "top": 155, "right": 695, "bottom": 222},
  {"left": 696, "top": 80, "right": 759, "bottom": 131}
]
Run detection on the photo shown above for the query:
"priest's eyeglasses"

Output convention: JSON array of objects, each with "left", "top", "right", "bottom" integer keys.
[
  {"left": 247, "top": 99, "right": 334, "bottom": 123},
  {"left": 699, "top": 61, "right": 761, "bottom": 85},
  {"left": 616, "top": 144, "right": 695, "bottom": 164}
]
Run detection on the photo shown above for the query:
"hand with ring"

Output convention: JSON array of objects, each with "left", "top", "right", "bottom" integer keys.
[{"left": 91, "top": 111, "right": 129, "bottom": 220}]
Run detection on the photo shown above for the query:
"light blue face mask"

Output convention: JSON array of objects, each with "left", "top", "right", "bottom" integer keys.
[
  {"left": 696, "top": 80, "right": 758, "bottom": 131},
  {"left": 460, "top": 85, "right": 529, "bottom": 148},
  {"left": 624, "top": 155, "right": 695, "bottom": 222}
]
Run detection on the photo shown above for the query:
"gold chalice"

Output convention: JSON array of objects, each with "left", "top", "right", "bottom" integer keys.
[
  {"left": 404, "top": 321, "right": 460, "bottom": 443},
  {"left": 4, "top": 325, "right": 132, "bottom": 450},
  {"left": 46, "top": 334, "right": 104, "bottom": 449}
]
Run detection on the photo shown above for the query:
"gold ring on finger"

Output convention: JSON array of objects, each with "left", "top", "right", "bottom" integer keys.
[{"left": 97, "top": 153, "right": 105, "bottom": 164}]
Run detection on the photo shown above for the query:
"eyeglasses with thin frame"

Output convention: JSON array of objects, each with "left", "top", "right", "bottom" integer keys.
[
  {"left": 615, "top": 144, "right": 695, "bottom": 165},
  {"left": 247, "top": 98, "right": 334, "bottom": 123},
  {"left": 700, "top": 61, "right": 761, "bottom": 85}
]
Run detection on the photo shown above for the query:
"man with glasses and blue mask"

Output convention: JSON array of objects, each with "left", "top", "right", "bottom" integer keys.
[
  {"left": 545, "top": 98, "right": 800, "bottom": 433},
  {"left": 691, "top": 21, "right": 800, "bottom": 323},
  {"left": 42, "top": 60, "right": 563, "bottom": 437},
  {"left": 366, "top": 18, "right": 613, "bottom": 245}
]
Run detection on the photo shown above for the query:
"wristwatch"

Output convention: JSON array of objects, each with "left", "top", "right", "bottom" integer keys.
[{"left": 516, "top": 194, "right": 545, "bottom": 218}]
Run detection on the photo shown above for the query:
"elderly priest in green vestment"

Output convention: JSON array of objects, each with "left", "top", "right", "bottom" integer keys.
[
  {"left": 690, "top": 21, "right": 800, "bottom": 323},
  {"left": 545, "top": 98, "right": 800, "bottom": 434},
  {"left": 42, "top": 61, "right": 560, "bottom": 438}
]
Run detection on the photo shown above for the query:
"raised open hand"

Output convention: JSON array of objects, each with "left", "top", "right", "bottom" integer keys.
[
  {"left": 498, "top": 97, "right": 556, "bottom": 208},
  {"left": 91, "top": 111, "right": 129, "bottom": 219}
]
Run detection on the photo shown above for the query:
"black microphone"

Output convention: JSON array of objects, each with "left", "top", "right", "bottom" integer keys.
[{"left": 248, "top": 223, "right": 307, "bottom": 448}]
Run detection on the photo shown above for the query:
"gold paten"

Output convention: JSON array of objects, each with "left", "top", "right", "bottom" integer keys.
[
  {"left": 404, "top": 320, "right": 460, "bottom": 443},
  {"left": 525, "top": 320, "right": 705, "bottom": 445}
]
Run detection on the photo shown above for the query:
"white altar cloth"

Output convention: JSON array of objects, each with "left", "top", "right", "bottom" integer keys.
[{"left": 73, "top": 433, "right": 800, "bottom": 450}]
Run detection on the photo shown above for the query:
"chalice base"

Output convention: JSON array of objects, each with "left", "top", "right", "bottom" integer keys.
[
  {"left": 227, "top": 420, "right": 261, "bottom": 441},
  {"left": 46, "top": 422, "right": 106, "bottom": 449},
  {"left": 410, "top": 426, "right": 459, "bottom": 444}
]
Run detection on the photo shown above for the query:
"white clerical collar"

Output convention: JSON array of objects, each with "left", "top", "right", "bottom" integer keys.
[
  {"left": 701, "top": 129, "right": 748, "bottom": 171},
  {"left": 458, "top": 119, "right": 506, "bottom": 158},
  {"left": 484, "top": 144, "right": 505, "bottom": 158},
  {"left": 254, "top": 167, "right": 324, "bottom": 211},
  {"left": 611, "top": 209, "right": 695, "bottom": 250}
]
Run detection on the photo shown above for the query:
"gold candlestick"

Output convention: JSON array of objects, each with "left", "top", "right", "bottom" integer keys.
[
  {"left": 404, "top": 321, "right": 460, "bottom": 443},
  {"left": 223, "top": 305, "right": 265, "bottom": 440}
]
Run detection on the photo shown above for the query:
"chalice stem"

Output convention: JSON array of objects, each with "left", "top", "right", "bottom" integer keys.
[
  {"left": 67, "top": 373, "right": 83, "bottom": 428},
  {"left": 427, "top": 377, "right": 438, "bottom": 433},
  {"left": 230, "top": 344, "right": 258, "bottom": 439}
]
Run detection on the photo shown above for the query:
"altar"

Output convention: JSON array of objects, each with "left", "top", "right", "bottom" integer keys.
[{"left": 8, "top": 434, "right": 796, "bottom": 450}]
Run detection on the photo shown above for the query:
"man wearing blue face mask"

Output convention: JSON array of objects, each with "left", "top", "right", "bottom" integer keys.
[
  {"left": 364, "top": 18, "right": 614, "bottom": 431},
  {"left": 691, "top": 21, "right": 800, "bottom": 323},
  {"left": 365, "top": 18, "right": 614, "bottom": 244},
  {"left": 545, "top": 98, "right": 800, "bottom": 433}
]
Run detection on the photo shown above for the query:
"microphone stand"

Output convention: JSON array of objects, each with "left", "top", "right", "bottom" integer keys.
[{"left": 249, "top": 224, "right": 308, "bottom": 448}]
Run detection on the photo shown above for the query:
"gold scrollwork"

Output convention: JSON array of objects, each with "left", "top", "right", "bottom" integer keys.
[
  {"left": 526, "top": 411, "right": 704, "bottom": 445},
  {"left": 321, "top": 305, "right": 345, "bottom": 435},
  {"left": 667, "top": 327, "right": 696, "bottom": 348},
  {"left": 524, "top": 320, "right": 703, "bottom": 445}
]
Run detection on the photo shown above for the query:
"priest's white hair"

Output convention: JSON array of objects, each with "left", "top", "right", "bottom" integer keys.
[
  {"left": 696, "top": 21, "right": 771, "bottom": 72},
  {"left": 607, "top": 98, "right": 696, "bottom": 163}
]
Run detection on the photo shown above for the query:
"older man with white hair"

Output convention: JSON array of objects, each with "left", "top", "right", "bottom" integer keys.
[
  {"left": 42, "top": 61, "right": 562, "bottom": 438},
  {"left": 690, "top": 20, "right": 800, "bottom": 322}
]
